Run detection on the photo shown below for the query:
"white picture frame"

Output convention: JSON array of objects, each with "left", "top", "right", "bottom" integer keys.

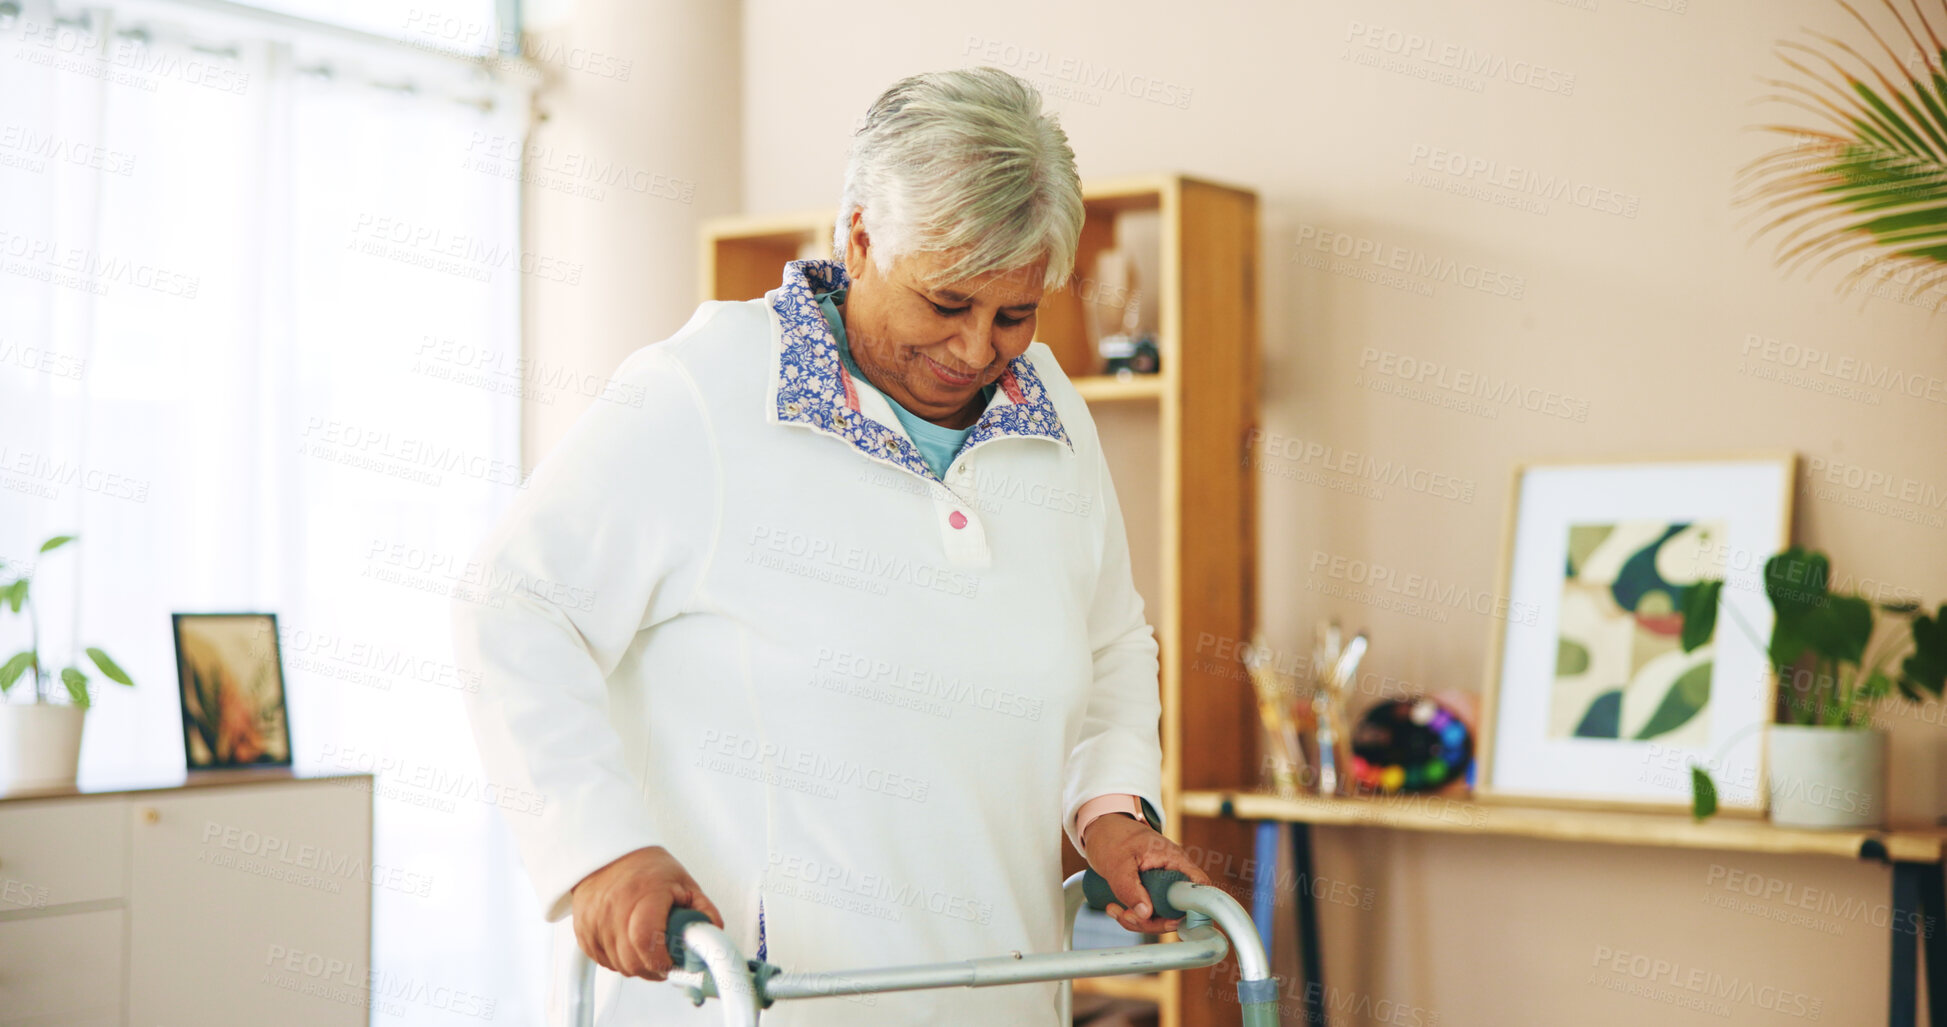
[{"left": 1477, "top": 454, "right": 1796, "bottom": 814}]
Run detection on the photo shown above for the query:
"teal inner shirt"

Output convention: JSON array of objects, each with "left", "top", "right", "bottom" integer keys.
[{"left": 813, "top": 287, "right": 993, "bottom": 479}]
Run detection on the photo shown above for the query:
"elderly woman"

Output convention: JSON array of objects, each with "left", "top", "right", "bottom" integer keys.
[{"left": 454, "top": 66, "right": 1209, "bottom": 1025}]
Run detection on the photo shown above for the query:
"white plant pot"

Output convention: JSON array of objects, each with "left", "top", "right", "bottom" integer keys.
[
  {"left": 1767, "top": 724, "right": 1886, "bottom": 829},
  {"left": 0, "top": 702, "right": 86, "bottom": 795}
]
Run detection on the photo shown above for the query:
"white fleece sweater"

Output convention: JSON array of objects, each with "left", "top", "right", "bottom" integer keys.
[{"left": 452, "top": 259, "right": 1166, "bottom": 1026}]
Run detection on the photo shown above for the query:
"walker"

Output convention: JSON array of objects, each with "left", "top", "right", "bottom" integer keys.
[{"left": 564, "top": 867, "right": 1280, "bottom": 1026}]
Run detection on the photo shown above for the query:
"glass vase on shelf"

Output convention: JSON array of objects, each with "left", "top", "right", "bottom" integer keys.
[
  {"left": 1096, "top": 281, "right": 1160, "bottom": 379},
  {"left": 1308, "top": 621, "right": 1367, "bottom": 798},
  {"left": 1243, "top": 634, "right": 1307, "bottom": 798}
]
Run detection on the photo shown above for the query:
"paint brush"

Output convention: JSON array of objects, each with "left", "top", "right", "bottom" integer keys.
[{"left": 1244, "top": 632, "right": 1308, "bottom": 797}]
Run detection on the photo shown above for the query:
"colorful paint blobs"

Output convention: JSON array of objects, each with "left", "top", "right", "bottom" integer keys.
[
  {"left": 1350, "top": 699, "right": 1473, "bottom": 793},
  {"left": 1549, "top": 520, "right": 1722, "bottom": 746}
]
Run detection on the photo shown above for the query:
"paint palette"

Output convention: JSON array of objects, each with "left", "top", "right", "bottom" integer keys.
[{"left": 1349, "top": 698, "right": 1472, "bottom": 793}]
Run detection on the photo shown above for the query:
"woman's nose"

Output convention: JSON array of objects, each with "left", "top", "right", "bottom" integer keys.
[{"left": 951, "top": 320, "right": 996, "bottom": 370}]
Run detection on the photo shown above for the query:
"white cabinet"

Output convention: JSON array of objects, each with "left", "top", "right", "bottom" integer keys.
[
  {"left": 0, "top": 799, "right": 126, "bottom": 909},
  {"left": 0, "top": 910, "right": 124, "bottom": 1026},
  {"left": 0, "top": 772, "right": 371, "bottom": 1026}
]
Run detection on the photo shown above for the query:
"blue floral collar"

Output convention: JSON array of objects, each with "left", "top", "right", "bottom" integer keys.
[{"left": 766, "top": 259, "right": 1071, "bottom": 481}]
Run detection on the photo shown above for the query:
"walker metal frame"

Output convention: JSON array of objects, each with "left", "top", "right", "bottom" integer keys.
[{"left": 563, "top": 868, "right": 1279, "bottom": 1026}]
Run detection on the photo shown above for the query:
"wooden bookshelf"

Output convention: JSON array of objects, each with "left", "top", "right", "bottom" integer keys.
[
  {"left": 701, "top": 173, "right": 1261, "bottom": 1027},
  {"left": 699, "top": 207, "right": 836, "bottom": 302},
  {"left": 1074, "top": 374, "right": 1167, "bottom": 402}
]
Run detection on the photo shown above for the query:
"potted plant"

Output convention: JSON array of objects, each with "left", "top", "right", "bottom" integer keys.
[
  {"left": 1685, "top": 547, "right": 1947, "bottom": 827},
  {"left": 0, "top": 535, "right": 135, "bottom": 793}
]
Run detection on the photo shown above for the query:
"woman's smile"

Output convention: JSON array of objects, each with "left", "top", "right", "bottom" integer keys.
[{"left": 920, "top": 351, "right": 980, "bottom": 388}]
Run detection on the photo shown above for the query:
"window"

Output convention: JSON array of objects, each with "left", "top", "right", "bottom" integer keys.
[
  {"left": 234, "top": 0, "right": 517, "bottom": 56},
  {"left": 2, "top": 0, "right": 550, "bottom": 1018}
]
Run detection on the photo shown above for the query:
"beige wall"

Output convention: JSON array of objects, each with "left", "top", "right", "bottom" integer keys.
[
  {"left": 519, "top": 0, "right": 741, "bottom": 464},
  {"left": 728, "top": 1, "right": 1947, "bottom": 1023},
  {"left": 531, "top": 0, "right": 1947, "bottom": 1021}
]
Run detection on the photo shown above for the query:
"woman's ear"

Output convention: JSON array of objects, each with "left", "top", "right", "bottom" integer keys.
[{"left": 844, "top": 211, "right": 871, "bottom": 280}]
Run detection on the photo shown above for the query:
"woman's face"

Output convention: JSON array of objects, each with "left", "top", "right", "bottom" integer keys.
[{"left": 840, "top": 212, "right": 1045, "bottom": 429}]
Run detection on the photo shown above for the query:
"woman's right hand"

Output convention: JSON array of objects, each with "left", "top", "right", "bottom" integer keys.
[{"left": 570, "top": 846, "right": 725, "bottom": 981}]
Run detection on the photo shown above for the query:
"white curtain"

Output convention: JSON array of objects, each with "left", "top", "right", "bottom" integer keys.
[{"left": 1, "top": 1, "right": 551, "bottom": 1020}]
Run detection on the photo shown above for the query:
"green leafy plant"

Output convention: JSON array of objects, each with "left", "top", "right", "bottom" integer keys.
[
  {"left": 0, "top": 535, "right": 135, "bottom": 709},
  {"left": 1691, "top": 765, "right": 1719, "bottom": 820},
  {"left": 1681, "top": 546, "right": 1947, "bottom": 818},
  {"left": 1738, "top": 0, "right": 1947, "bottom": 310}
]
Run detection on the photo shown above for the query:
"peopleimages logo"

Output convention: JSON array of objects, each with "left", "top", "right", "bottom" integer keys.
[
  {"left": 462, "top": 132, "right": 694, "bottom": 203},
  {"left": 1406, "top": 144, "right": 1640, "bottom": 218},
  {"left": 261, "top": 945, "right": 497, "bottom": 1020},
  {"left": 697, "top": 730, "right": 931, "bottom": 803},
  {"left": 1294, "top": 225, "right": 1526, "bottom": 299},
  {"left": 960, "top": 36, "right": 1193, "bottom": 109},
  {"left": 1741, "top": 332, "right": 1947, "bottom": 406},
  {"left": 1796, "top": 455, "right": 1947, "bottom": 530},
  {"left": 1356, "top": 347, "right": 1588, "bottom": 421},
  {"left": 1769, "top": 774, "right": 1873, "bottom": 816},
  {"left": 346, "top": 213, "right": 583, "bottom": 285},
  {"left": 746, "top": 524, "right": 981, "bottom": 600},
  {"left": 1705, "top": 864, "right": 1930, "bottom": 937},
  {"left": 0, "top": 445, "right": 151, "bottom": 503},
  {"left": 1245, "top": 428, "right": 1476, "bottom": 503},
  {"left": 400, "top": 8, "right": 633, "bottom": 81},
  {"left": 0, "top": 230, "right": 200, "bottom": 298},
  {"left": 316, "top": 742, "right": 547, "bottom": 816},
  {"left": 1342, "top": 20, "right": 1577, "bottom": 96},
  {"left": 812, "top": 648, "right": 1044, "bottom": 722},
  {"left": 1301, "top": 983, "right": 1438, "bottom": 1027},
  {"left": 1308, "top": 549, "right": 1539, "bottom": 625},
  {"left": 1589, "top": 946, "right": 1823, "bottom": 1020},
  {"left": 0, "top": 124, "right": 138, "bottom": 176},
  {"left": 14, "top": 18, "right": 252, "bottom": 95},
  {"left": 765, "top": 851, "right": 993, "bottom": 926}
]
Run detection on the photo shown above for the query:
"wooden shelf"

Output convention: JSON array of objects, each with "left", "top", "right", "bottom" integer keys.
[
  {"left": 699, "top": 208, "right": 833, "bottom": 242},
  {"left": 1073, "top": 374, "right": 1166, "bottom": 402},
  {"left": 700, "top": 209, "right": 834, "bottom": 302},
  {"left": 1180, "top": 789, "right": 1947, "bottom": 864},
  {"left": 1074, "top": 972, "right": 1169, "bottom": 1002}
]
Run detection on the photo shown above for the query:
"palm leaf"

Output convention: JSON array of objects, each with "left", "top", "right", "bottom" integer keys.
[{"left": 1738, "top": 0, "right": 1947, "bottom": 311}]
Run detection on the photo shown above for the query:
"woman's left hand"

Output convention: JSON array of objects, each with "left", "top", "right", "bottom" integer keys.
[{"left": 1081, "top": 815, "right": 1214, "bottom": 935}]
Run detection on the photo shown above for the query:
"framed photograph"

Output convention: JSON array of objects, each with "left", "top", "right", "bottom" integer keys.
[
  {"left": 171, "top": 613, "right": 293, "bottom": 769},
  {"left": 1477, "top": 454, "right": 1795, "bottom": 814}
]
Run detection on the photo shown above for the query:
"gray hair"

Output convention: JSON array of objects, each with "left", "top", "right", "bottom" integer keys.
[{"left": 834, "top": 67, "right": 1084, "bottom": 293}]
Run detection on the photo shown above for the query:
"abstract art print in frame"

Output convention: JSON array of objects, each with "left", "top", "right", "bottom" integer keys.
[
  {"left": 1477, "top": 455, "right": 1795, "bottom": 813},
  {"left": 171, "top": 613, "right": 293, "bottom": 770}
]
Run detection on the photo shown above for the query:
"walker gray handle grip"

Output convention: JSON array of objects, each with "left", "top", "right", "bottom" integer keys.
[
  {"left": 1081, "top": 867, "right": 1189, "bottom": 920},
  {"left": 665, "top": 906, "right": 715, "bottom": 964}
]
